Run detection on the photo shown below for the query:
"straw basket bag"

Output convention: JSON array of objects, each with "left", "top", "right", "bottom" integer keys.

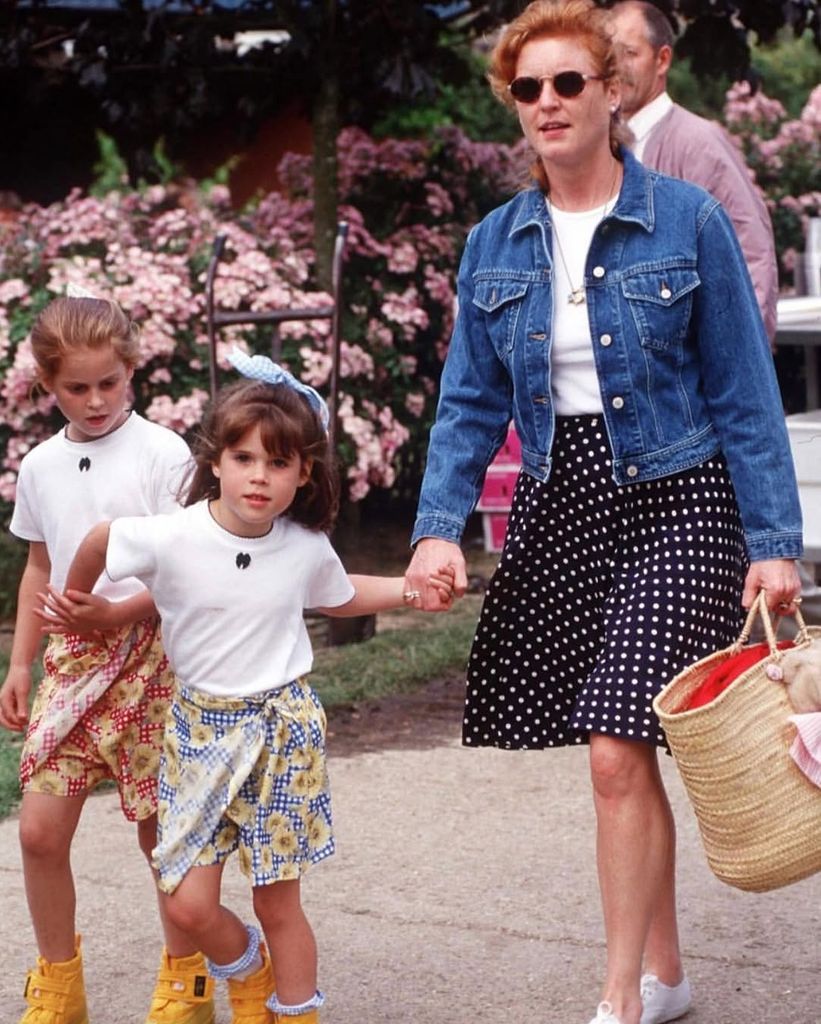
[{"left": 653, "top": 592, "right": 821, "bottom": 892}]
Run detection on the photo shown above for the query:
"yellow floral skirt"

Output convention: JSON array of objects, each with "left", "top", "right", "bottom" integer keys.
[
  {"left": 154, "top": 679, "right": 335, "bottom": 894},
  {"left": 21, "top": 619, "right": 175, "bottom": 822}
]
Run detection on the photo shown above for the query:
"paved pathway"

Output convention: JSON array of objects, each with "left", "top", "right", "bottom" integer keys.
[{"left": 1, "top": 703, "right": 819, "bottom": 1023}]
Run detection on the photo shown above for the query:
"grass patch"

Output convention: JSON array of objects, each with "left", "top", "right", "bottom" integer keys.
[
  {"left": 0, "top": 598, "right": 482, "bottom": 820},
  {"left": 0, "top": 727, "right": 24, "bottom": 819},
  {"left": 310, "top": 595, "right": 480, "bottom": 707}
]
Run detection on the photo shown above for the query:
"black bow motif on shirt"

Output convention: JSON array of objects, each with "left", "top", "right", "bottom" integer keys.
[
  {"left": 235, "top": 552, "right": 251, "bottom": 569},
  {"left": 78, "top": 457, "right": 91, "bottom": 472}
]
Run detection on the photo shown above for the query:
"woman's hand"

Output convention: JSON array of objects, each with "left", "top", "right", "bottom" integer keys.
[
  {"left": 741, "top": 559, "right": 802, "bottom": 613},
  {"left": 405, "top": 538, "right": 468, "bottom": 612}
]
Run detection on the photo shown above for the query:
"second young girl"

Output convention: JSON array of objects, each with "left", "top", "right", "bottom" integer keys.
[
  {"left": 0, "top": 294, "right": 212, "bottom": 1024},
  {"left": 62, "top": 352, "right": 455, "bottom": 1023}
]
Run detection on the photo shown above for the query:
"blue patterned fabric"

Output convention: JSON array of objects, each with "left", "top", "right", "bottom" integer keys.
[
  {"left": 206, "top": 923, "right": 261, "bottom": 979},
  {"left": 267, "top": 989, "right": 326, "bottom": 1015},
  {"left": 154, "top": 678, "right": 334, "bottom": 892},
  {"left": 227, "top": 346, "right": 330, "bottom": 431}
]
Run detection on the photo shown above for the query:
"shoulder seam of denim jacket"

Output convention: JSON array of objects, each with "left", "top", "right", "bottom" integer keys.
[{"left": 695, "top": 194, "right": 722, "bottom": 235}]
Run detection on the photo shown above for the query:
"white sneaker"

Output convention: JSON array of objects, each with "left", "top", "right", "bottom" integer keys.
[
  {"left": 640, "top": 974, "right": 692, "bottom": 1024},
  {"left": 588, "top": 1002, "right": 623, "bottom": 1024}
]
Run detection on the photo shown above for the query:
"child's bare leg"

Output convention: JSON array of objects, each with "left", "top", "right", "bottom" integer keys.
[
  {"left": 253, "top": 879, "right": 317, "bottom": 1006},
  {"left": 137, "top": 813, "right": 201, "bottom": 958},
  {"left": 162, "top": 863, "right": 250, "bottom": 963},
  {"left": 19, "top": 791, "right": 86, "bottom": 961}
]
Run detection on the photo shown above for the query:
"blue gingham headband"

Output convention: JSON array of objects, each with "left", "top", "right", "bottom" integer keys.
[{"left": 227, "top": 346, "right": 330, "bottom": 431}]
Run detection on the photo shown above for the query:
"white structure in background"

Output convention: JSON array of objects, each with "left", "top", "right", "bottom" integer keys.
[
  {"left": 783, "top": 292, "right": 821, "bottom": 566},
  {"left": 797, "top": 218, "right": 821, "bottom": 297}
]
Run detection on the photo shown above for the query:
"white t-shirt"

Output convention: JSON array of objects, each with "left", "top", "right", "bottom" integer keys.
[
  {"left": 11, "top": 413, "right": 191, "bottom": 600},
  {"left": 550, "top": 198, "right": 617, "bottom": 416},
  {"left": 106, "top": 501, "right": 356, "bottom": 696}
]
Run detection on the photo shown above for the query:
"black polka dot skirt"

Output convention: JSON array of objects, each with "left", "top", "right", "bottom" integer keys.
[{"left": 463, "top": 415, "right": 749, "bottom": 750}]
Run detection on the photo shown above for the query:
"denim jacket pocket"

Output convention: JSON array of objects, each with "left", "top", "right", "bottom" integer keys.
[
  {"left": 472, "top": 278, "right": 530, "bottom": 359},
  {"left": 622, "top": 267, "right": 700, "bottom": 351}
]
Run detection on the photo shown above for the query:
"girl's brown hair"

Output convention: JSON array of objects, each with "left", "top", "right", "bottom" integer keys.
[
  {"left": 184, "top": 379, "right": 339, "bottom": 533},
  {"left": 489, "top": 0, "right": 633, "bottom": 190},
  {"left": 30, "top": 296, "right": 140, "bottom": 384}
]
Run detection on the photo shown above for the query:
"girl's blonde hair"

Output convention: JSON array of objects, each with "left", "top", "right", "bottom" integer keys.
[
  {"left": 489, "top": 0, "right": 632, "bottom": 190},
  {"left": 184, "top": 378, "right": 339, "bottom": 533},
  {"left": 30, "top": 296, "right": 140, "bottom": 384}
]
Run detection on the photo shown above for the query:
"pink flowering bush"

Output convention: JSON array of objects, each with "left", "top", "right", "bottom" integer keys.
[
  {"left": 0, "top": 126, "right": 520, "bottom": 519},
  {"left": 724, "top": 82, "right": 821, "bottom": 287}
]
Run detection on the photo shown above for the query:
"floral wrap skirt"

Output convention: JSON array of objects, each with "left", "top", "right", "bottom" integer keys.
[
  {"left": 154, "top": 678, "right": 335, "bottom": 894},
  {"left": 20, "top": 618, "right": 174, "bottom": 821}
]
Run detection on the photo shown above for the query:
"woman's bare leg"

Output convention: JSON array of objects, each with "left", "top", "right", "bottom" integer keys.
[{"left": 588, "top": 734, "right": 682, "bottom": 1024}]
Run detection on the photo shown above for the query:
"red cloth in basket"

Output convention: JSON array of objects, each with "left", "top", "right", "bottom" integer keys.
[{"left": 683, "top": 640, "right": 795, "bottom": 711}]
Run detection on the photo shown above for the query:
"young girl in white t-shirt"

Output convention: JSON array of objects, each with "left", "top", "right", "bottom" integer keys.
[
  {"left": 0, "top": 294, "right": 213, "bottom": 1024},
  {"left": 62, "top": 353, "right": 455, "bottom": 1024}
]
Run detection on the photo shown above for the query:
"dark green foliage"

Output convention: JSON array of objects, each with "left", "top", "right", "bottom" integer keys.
[{"left": 1, "top": 0, "right": 818, "bottom": 201}]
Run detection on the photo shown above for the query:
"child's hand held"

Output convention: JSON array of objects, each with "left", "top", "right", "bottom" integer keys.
[
  {"left": 427, "top": 564, "right": 457, "bottom": 609},
  {"left": 33, "top": 583, "right": 113, "bottom": 636}
]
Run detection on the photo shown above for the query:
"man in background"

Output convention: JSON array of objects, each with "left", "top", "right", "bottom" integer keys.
[{"left": 609, "top": 0, "right": 779, "bottom": 344}]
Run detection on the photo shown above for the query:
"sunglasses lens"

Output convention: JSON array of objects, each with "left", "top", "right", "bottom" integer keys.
[
  {"left": 509, "top": 72, "right": 591, "bottom": 102},
  {"left": 553, "top": 71, "right": 586, "bottom": 98},
  {"left": 509, "top": 77, "right": 542, "bottom": 103}
]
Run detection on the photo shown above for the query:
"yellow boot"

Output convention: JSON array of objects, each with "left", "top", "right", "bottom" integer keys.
[
  {"left": 20, "top": 935, "right": 88, "bottom": 1024},
  {"left": 226, "top": 943, "right": 276, "bottom": 1024},
  {"left": 144, "top": 949, "right": 216, "bottom": 1024}
]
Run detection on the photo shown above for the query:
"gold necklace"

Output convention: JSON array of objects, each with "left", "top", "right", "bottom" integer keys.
[{"left": 547, "top": 165, "right": 620, "bottom": 305}]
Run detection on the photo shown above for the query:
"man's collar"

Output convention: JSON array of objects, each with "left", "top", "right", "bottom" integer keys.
[{"left": 627, "top": 91, "right": 674, "bottom": 151}]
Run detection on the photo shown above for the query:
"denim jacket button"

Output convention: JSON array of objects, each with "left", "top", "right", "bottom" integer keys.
[
  {"left": 530, "top": 332, "right": 546, "bottom": 341},
  {"left": 626, "top": 465, "right": 639, "bottom": 478},
  {"left": 660, "top": 285, "right": 672, "bottom": 299},
  {"left": 612, "top": 396, "right": 624, "bottom": 410},
  {"left": 593, "top": 266, "right": 606, "bottom": 278},
  {"left": 600, "top": 333, "right": 612, "bottom": 346}
]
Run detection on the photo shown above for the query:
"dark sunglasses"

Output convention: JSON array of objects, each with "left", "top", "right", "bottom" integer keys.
[{"left": 508, "top": 71, "right": 605, "bottom": 103}]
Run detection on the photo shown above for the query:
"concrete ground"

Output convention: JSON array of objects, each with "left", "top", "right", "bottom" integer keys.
[{"left": 1, "top": 679, "right": 819, "bottom": 1024}]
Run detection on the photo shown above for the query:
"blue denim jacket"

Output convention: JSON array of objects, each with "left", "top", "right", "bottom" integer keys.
[{"left": 412, "top": 149, "right": 803, "bottom": 562}]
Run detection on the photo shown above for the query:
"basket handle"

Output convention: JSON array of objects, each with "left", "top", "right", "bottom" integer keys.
[{"left": 733, "top": 590, "right": 808, "bottom": 656}]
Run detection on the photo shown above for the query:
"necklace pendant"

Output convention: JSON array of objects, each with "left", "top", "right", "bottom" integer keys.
[{"left": 568, "top": 287, "right": 586, "bottom": 305}]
